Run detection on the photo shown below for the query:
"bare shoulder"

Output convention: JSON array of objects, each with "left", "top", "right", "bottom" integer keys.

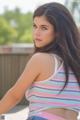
[
  {"left": 31, "top": 52, "right": 56, "bottom": 82},
  {"left": 29, "top": 52, "right": 49, "bottom": 65},
  {"left": 31, "top": 52, "right": 55, "bottom": 71},
  {"left": 31, "top": 52, "right": 48, "bottom": 61},
  {"left": 23, "top": 52, "right": 48, "bottom": 77}
]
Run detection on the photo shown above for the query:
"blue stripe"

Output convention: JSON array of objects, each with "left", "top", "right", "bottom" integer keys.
[
  {"left": 50, "top": 80, "right": 78, "bottom": 84},
  {"left": 30, "top": 87, "right": 80, "bottom": 96},
  {"left": 28, "top": 95, "right": 80, "bottom": 102},
  {"left": 31, "top": 86, "right": 80, "bottom": 93}
]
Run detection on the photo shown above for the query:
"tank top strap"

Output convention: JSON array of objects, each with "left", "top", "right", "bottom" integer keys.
[
  {"left": 50, "top": 54, "right": 63, "bottom": 74},
  {"left": 53, "top": 54, "right": 59, "bottom": 74}
]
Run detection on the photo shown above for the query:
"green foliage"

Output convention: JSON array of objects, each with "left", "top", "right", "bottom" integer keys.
[
  {"left": 19, "top": 28, "right": 33, "bottom": 43},
  {"left": 0, "top": 8, "right": 33, "bottom": 45},
  {"left": 0, "top": 16, "right": 17, "bottom": 44}
]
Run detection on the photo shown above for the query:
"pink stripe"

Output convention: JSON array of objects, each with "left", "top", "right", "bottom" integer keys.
[
  {"left": 28, "top": 91, "right": 80, "bottom": 99},
  {"left": 33, "top": 75, "right": 76, "bottom": 83},
  {"left": 32, "top": 84, "right": 57, "bottom": 89},
  {"left": 38, "top": 111, "right": 66, "bottom": 120},
  {"left": 33, "top": 83, "right": 79, "bottom": 90},
  {"left": 30, "top": 100, "right": 80, "bottom": 107},
  {"left": 53, "top": 76, "right": 76, "bottom": 81}
]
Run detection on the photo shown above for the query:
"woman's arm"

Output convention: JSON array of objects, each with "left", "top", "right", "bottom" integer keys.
[
  {"left": 0, "top": 53, "right": 41, "bottom": 114},
  {"left": 0, "top": 87, "right": 23, "bottom": 114}
]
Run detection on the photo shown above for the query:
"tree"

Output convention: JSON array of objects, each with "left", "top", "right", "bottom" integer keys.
[
  {"left": 0, "top": 17, "right": 17, "bottom": 45},
  {"left": 0, "top": 7, "right": 33, "bottom": 44}
]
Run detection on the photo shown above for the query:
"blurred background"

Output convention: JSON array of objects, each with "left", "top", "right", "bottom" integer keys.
[{"left": 0, "top": 0, "right": 80, "bottom": 45}]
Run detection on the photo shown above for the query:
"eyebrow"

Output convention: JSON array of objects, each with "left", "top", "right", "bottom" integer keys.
[
  {"left": 33, "top": 23, "right": 49, "bottom": 27},
  {"left": 41, "top": 25, "right": 49, "bottom": 28}
]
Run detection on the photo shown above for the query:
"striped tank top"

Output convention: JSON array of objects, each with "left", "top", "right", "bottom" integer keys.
[{"left": 25, "top": 54, "right": 80, "bottom": 117}]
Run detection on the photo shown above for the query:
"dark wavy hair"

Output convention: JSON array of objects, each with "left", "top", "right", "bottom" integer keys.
[{"left": 33, "top": 2, "right": 80, "bottom": 92}]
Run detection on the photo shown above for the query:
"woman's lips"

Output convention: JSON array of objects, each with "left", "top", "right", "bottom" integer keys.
[{"left": 35, "top": 39, "right": 42, "bottom": 41}]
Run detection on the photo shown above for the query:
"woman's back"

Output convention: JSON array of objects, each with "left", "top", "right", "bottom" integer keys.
[{"left": 25, "top": 53, "right": 80, "bottom": 120}]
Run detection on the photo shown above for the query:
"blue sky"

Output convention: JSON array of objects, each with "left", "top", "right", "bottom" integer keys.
[{"left": 0, "top": 0, "right": 65, "bottom": 14}]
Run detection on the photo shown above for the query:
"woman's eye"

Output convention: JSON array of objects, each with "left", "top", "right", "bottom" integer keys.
[
  {"left": 33, "top": 24, "right": 37, "bottom": 29},
  {"left": 41, "top": 27, "right": 47, "bottom": 30}
]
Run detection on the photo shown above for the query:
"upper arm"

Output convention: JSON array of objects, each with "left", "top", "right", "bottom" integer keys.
[{"left": 10, "top": 53, "right": 42, "bottom": 100}]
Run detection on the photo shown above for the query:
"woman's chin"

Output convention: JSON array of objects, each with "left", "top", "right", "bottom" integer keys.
[{"left": 35, "top": 44, "right": 43, "bottom": 48}]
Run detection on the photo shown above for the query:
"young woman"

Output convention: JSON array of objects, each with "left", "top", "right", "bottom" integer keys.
[{"left": 0, "top": 2, "right": 80, "bottom": 120}]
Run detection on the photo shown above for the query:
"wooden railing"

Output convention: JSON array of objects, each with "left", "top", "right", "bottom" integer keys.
[{"left": 0, "top": 44, "right": 34, "bottom": 105}]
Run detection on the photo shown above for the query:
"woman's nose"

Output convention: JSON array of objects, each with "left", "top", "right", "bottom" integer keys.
[{"left": 34, "top": 28, "right": 41, "bottom": 36}]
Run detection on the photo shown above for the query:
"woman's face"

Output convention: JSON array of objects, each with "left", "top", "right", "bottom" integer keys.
[{"left": 33, "top": 16, "right": 56, "bottom": 48}]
